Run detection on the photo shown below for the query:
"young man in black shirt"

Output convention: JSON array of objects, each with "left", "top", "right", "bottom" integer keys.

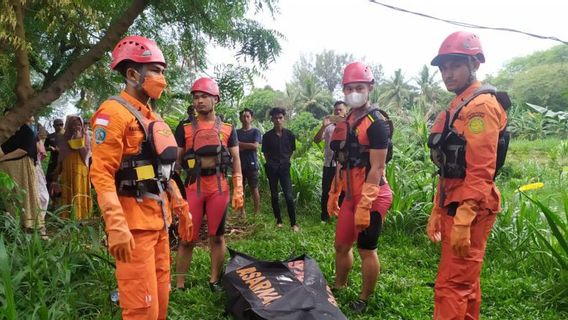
[
  {"left": 261, "top": 107, "right": 299, "bottom": 232},
  {"left": 237, "top": 108, "right": 262, "bottom": 216}
]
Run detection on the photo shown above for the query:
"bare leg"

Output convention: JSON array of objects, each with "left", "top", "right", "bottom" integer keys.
[
  {"left": 175, "top": 241, "right": 195, "bottom": 289},
  {"left": 209, "top": 235, "right": 226, "bottom": 282},
  {"left": 252, "top": 187, "right": 260, "bottom": 214},
  {"left": 334, "top": 243, "right": 353, "bottom": 289},
  {"left": 358, "top": 248, "right": 380, "bottom": 301}
]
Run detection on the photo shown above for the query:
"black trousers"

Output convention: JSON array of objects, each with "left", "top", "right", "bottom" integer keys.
[
  {"left": 321, "top": 166, "right": 344, "bottom": 221},
  {"left": 265, "top": 164, "right": 296, "bottom": 226}
]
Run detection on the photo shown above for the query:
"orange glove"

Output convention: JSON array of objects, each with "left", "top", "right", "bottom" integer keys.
[
  {"left": 168, "top": 181, "right": 193, "bottom": 242},
  {"left": 99, "top": 192, "right": 135, "bottom": 262},
  {"left": 327, "top": 174, "right": 342, "bottom": 218},
  {"left": 232, "top": 173, "right": 244, "bottom": 212},
  {"left": 355, "top": 182, "right": 380, "bottom": 232},
  {"left": 451, "top": 199, "right": 478, "bottom": 257}
]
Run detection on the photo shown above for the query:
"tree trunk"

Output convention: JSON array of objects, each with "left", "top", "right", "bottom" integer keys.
[{"left": 0, "top": 0, "right": 148, "bottom": 144}]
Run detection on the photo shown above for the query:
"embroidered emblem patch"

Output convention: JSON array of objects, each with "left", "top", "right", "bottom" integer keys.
[
  {"left": 468, "top": 117, "right": 485, "bottom": 134},
  {"left": 95, "top": 127, "right": 107, "bottom": 144}
]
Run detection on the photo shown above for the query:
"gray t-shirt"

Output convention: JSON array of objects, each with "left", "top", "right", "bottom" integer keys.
[{"left": 323, "top": 124, "right": 336, "bottom": 167}]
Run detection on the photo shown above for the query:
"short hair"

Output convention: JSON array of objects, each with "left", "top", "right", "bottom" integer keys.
[
  {"left": 115, "top": 60, "right": 143, "bottom": 78},
  {"left": 53, "top": 118, "right": 63, "bottom": 125},
  {"left": 269, "top": 107, "right": 286, "bottom": 117},
  {"left": 334, "top": 100, "right": 346, "bottom": 108},
  {"left": 240, "top": 108, "right": 254, "bottom": 117}
]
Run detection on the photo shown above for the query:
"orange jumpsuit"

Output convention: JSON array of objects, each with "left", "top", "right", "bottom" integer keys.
[
  {"left": 90, "top": 91, "right": 182, "bottom": 319},
  {"left": 431, "top": 81, "right": 507, "bottom": 320}
]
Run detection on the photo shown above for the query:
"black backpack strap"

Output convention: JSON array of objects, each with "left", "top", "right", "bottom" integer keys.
[
  {"left": 448, "top": 84, "right": 497, "bottom": 126},
  {"left": 108, "top": 96, "right": 149, "bottom": 140}
]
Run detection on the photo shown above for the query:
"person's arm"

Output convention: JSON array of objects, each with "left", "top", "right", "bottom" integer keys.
[
  {"left": 366, "top": 119, "right": 390, "bottom": 184},
  {"left": 261, "top": 133, "right": 269, "bottom": 160},
  {"left": 239, "top": 141, "right": 258, "bottom": 151},
  {"left": 0, "top": 148, "right": 27, "bottom": 162},
  {"left": 174, "top": 122, "right": 186, "bottom": 167},
  {"left": 313, "top": 117, "right": 331, "bottom": 144}
]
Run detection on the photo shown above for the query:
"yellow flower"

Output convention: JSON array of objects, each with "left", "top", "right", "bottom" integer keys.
[{"left": 517, "top": 182, "right": 544, "bottom": 192}]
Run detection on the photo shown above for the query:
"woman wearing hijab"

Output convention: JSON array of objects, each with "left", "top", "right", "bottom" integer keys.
[{"left": 56, "top": 115, "right": 92, "bottom": 219}]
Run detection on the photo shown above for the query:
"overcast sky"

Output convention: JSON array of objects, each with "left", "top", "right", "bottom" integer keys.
[{"left": 208, "top": 0, "right": 568, "bottom": 92}]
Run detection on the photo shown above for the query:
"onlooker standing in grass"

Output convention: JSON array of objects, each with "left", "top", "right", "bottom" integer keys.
[
  {"left": 55, "top": 115, "right": 92, "bottom": 219},
  {"left": 237, "top": 108, "right": 262, "bottom": 217},
  {"left": 262, "top": 107, "right": 299, "bottom": 232},
  {"left": 426, "top": 31, "right": 508, "bottom": 320},
  {"left": 0, "top": 116, "right": 44, "bottom": 236},
  {"left": 45, "top": 118, "right": 64, "bottom": 206},
  {"left": 327, "top": 62, "right": 393, "bottom": 314},
  {"left": 313, "top": 101, "right": 347, "bottom": 222}
]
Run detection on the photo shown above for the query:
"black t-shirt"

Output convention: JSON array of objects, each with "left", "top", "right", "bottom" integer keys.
[
  {"left": 367, "top": 118, "right": 390, "bottom": 149},
  {"left": 1, "top": 124, "right": 37, "bottom": 163},
  {"left": 237, "top": 127, "right": 262, "bottom": 171},
  {"left": 261, "top": 128, "right": 296, "bottom": 167}
]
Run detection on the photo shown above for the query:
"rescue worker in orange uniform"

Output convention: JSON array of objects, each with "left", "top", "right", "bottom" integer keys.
[
  {"left": 90, "top": 35, "right": 193, "bottom": 320},
  {"left": 427, "top": 31, "right": 508, "bottom": 320},
  {"left": 327, "top": 62, "right": 393, "bottom": 314},
  {"left": 174, "top": 77, "right": 244, "bottom": 292}
]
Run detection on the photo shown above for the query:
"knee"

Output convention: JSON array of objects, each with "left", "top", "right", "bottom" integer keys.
[
  {"left": 178, "top": 241, "right": 195, "bottom": 250},
  {"left": 210, "top": 235, "right": 224, "bottom": 246},
  {"left": 335, "top": 244, "right": 351, "bottom": 255}
]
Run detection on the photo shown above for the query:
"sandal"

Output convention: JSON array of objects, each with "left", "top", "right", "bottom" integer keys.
[{"left": 350, "top": 299, "right": 367, "bottom": 314}]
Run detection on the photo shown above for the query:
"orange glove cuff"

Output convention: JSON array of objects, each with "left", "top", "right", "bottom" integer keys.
[
  {"left": 454, "top": 199, "right": 478, "bottom": 226},
  {"left": 358, "top": 182, "right": 380, "bottom": 209}
]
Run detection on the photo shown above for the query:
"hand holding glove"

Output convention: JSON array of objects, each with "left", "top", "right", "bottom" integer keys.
[
  {"left": 232, "top": 173, "right": 244, "bottom": 212},
  {"left": 327, "top": 174, "right": 342, "bottom": 218},
  {"left": 168, "top": 181, "right": 193, "bottom": 242},
  {"left": 99, "top": 192, "right": 135, "bottom": 262},
  {"left": 451, "top": 199, "right": 478, "bottom": 257},
  {"left": 355, "top": 182, "right": 380, "bottom": 232}
]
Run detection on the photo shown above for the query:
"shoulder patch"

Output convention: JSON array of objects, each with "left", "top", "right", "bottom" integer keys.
[
  {"left": 467, "top": 117, "right": 485, "bottom": 134},
  {"left": 94, "top": 127, "right": 107, "bottom": 144}
]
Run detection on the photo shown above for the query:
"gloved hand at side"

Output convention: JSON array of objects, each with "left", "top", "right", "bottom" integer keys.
[
  {"left": 99, "top": 192, "right": 135, "bottom": 262},
  {"left": 232, "top": 173, "right": 244, "bottom": 212},
  {"left": 355, "top": 182, "right": 380, "bottom": 232},
  {"left": 451, "top": 199, "right": 478, "bottom": 257}
]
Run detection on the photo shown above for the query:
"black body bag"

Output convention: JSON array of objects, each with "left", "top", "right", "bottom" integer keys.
[{"left": 223, "top": 249, "right": 347, "bottom": 320}]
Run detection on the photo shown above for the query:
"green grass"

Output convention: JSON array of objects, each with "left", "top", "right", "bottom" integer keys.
[{"left": 167, "top": 198, "right": 566, "bottom": 319}]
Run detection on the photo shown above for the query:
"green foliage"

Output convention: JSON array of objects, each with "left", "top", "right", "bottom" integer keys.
[
  {"left": 490, "top": 45, "right": 568, "bottom": 111},
  {"left": 240, "top": 87, "right": 288, "bottom": 122},
  {"left": 508, "top": 103, "right": 568, "bottom": 140},
  {"left": 0, "top": 214, "right": 116, "bottom": 319}
]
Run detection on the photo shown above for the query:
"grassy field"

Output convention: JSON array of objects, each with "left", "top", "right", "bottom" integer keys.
[
  {"left": 1, "top": 137, "right": 567, "bottom": 319},
  {"left": 167, "top": 203, "right": 566, "bottom": 319}
]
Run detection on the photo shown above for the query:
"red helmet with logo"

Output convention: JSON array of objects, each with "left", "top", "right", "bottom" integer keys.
[
  {"left": 431, "top": 31, "right": 485, "bottom": 66},
  {"left": 110, "top": 35, "right": 166, "bottom": 70},
  {"left": 191, "top": 77, "right": 220, "bottom": 97},
  {"left": 342, "top": 62, "right": 374, "bottom": 85}
]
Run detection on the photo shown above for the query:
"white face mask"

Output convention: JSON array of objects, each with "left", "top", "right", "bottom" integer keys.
[{"left": 344, "top": 92, "right": 367, "bottom": 108}]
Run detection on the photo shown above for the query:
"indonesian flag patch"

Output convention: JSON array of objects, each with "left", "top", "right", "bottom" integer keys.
[{"left": 95, "top": 114, "right": 110, "bottom": 126}]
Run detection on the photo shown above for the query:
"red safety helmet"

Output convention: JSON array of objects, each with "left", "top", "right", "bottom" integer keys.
[
  {"left": 110, "top": 35, "right": 166, "bottom": 70},
  {"left": 431, "top": 31, "right": 485, "bottom": 66},
  {"left": 342, "top": 62, "right": 374, "bottom": 85},
  {"left": 191, "top": 77, "right": 220, "bottom": 97}
]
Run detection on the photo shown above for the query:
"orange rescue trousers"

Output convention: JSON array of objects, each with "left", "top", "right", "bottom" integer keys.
[
  {"left": 116, "top": 229, "right": 170, "bottom": 320},
  {"left": 434, "top": 207, "right": 496, "bottom": 320}
]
